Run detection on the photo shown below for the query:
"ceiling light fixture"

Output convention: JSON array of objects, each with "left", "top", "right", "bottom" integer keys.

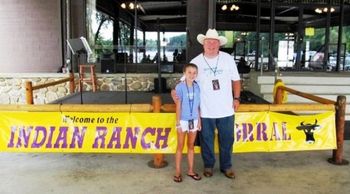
[
  {"left": 221, "top": 5, "right": 227, "bottom": 11},
  {"left": 315, "top": 7, "right": 335, "bottom": 14},
  {"left": 221, "top": 4, "right": 239, "bottom": 12},
  {"left": 129, "top": 2, "right": 135, "bottom": 9},
  {"left": 121, "top": 2, "right": 142, "bottom": 10}
]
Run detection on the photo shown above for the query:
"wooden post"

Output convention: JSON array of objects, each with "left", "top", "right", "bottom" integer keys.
[
  {"left": 25, "top": 81, "right": 34, "bottom": 105},
  {"left": 69, "top": 73, "right": 75, "bottom": 93},
  {"left": 274, "top": 79, "right": 283, "bottom": 104},
  {"left": 275, "top": 86, "right": 283, "bottom": 104},
  {"left": 148, "top": 95, "right": 168, "bottom": 168},
  {"left": 328, "top": 95, "right": 349, "bottom": 165}
]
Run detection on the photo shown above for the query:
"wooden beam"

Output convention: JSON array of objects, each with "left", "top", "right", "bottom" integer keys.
[{"left": 0, "top": 104, "right": 153, "bottom": 113}]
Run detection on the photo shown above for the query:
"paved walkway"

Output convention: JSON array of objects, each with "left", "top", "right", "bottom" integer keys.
[{"left": 0, "top": 141, "right": 349, "bottom": 194}]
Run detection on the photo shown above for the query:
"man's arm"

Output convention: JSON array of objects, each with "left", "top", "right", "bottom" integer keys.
[
  {"left": 171, "top": 77, "right": 185, "bottom": 104},
  {"left": 232, "top": 80, "right": 241, "bottom": 111}
]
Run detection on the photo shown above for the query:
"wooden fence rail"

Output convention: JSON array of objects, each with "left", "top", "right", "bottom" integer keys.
[
  {"left": 274, "top": 79, "right": 348, "bottom": 165},
  {"left": 14, "top": 78, "right": 348, "bottom": 166},
  {"left": 25, "top": 73, "right": 75, "bottom": 104},
  {"left": 274, "top": 80, "right": 335, "bottom": 105},
  {"left": 161, "top": 103, "right": 335, "bottom": 113}
]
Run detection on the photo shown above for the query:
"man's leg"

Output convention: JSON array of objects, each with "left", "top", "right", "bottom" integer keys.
[
  {"left": 200, "top": 118, "right": 216, "bottom": 169},
  {"left": 216, "top": 115, "right": 235, "bottom": 171}
]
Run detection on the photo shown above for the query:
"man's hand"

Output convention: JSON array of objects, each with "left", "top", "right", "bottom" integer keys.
[
  {"left": 171, "top": 89, "right": 179, "bottom": 104},
  {"left": 197, "top": 121, "right": 202, "bottom": 131},
  {"left": 233, "top": 99, "right": 240, "bottom": 112}
]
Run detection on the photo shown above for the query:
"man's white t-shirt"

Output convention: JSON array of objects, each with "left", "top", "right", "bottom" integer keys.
[{"left": 190, "top": 51, "right": 240, "bottom": 118}]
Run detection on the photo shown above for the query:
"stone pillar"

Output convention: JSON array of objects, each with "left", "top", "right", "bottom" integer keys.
[{"left": 186, "top": 0, "right": 209, "bottom": 62}]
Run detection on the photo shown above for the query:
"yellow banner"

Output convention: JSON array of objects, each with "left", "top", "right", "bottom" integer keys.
[
  {"left": 0, "top": 111, "right": 336, "bottom": 153},
  {"left": 234, "top": 111, "right": 336, "bottom": 153}
]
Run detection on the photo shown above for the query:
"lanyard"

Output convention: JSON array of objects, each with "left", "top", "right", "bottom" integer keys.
[
  {"left": 185, "top": 81, "right": 195, "bottom": 117},
  {"left": 203, "top": 53, "right": 220, "bottom": 76}
]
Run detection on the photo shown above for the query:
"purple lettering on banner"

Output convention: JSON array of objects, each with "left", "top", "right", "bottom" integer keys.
[
  {"left": 16, "top": 126, "right": 33, "bottom": 148},
  {"left": 107, "top": 127, "right": 122, "bottom": 149},
  {"left": 235, "top": 123, "right": 242, "bottom": 142},
  {"left": 282, "top": 122, "right": 291, "bottom": 140},
  {"left": 256, "top": 123, "right": 268, "bottom": 141},
  {"left": 54, "top": 127, "right": 68, "bottom": 148},
  {"left": 141, "top": 127, "right": 156, "bottom": 149},
  {"left": 45, "top": 126, "right": 55, "bottom": 148},
  {"left": 69, "top": 126, "right": 87, "bottom": 148},
  {"left": 31, "top": 126, "right": 47, "bottom": 148},
  {"left": 270, "top": 122, "right": 281, "bottom": 141},
  {"left": 123, "top": 127, "right": 140, "bottom": 149},
  {"left": 243, "top": 123, "right": 254, "bottom": 141},
  {"left": 92, "top": 126, "right": 107, "bottom": 148},
  {"left": 155, "top": 127, "right": 170, "bottom": 149},
  {"left": 7, "top": 126, "right": 16, "bottom": 148}
]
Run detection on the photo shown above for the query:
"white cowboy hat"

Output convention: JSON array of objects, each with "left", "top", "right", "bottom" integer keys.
[{"left": 197, "top": 29, "right": 227, "bottom": 46}]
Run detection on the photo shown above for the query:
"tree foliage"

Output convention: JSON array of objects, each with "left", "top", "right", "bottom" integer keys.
[{"left": 168, "top": 34, "right": 186, "bottom": 51}]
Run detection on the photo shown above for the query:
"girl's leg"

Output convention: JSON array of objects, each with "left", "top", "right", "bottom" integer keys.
[
  {"left": 186, "top": 131, "right": 197, "bottom": 175},
  {"left": 175, "top": 130, "right": 186, "bottom": 177}
]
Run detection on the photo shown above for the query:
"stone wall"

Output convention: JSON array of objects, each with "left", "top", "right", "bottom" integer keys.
[{"left": 0, "top": 73, "right": 181, "bottom": 105}]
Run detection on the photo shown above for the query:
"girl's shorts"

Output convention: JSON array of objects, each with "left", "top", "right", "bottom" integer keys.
[{"left": 179, "top": 119, "right": 199, "bottom": 133}]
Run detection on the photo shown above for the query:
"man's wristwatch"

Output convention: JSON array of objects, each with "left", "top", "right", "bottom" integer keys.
[{"left": 234, "top": 97, "right": 241, "bottom": 102}]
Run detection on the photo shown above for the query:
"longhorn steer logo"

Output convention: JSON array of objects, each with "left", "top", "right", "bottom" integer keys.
[{"left": 296, "top": 120, "right": 321, "bottom": 143}]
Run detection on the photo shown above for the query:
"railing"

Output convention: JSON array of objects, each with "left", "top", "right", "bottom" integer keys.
[
  {"left": 274, "top": 80, "right": 336, "bottom": 105},
  {"left": 25, "top": 73, "right": 75, "bottom": 104},
  {"left": 274, "top": 79, "right": 348, "bottom": 165},
  {"left": 10, "top": 78, "right": 349, "bottom": 166},
  {"left": 0, "top": 96, "right": 165, "bottom": 168},
  {"left": 161, "top": 80, "right": 348, "bottom": 165}
]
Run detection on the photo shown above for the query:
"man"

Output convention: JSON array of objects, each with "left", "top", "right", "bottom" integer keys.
[{"left": 173, "top": 29, "right": 241, "bottom": 179}]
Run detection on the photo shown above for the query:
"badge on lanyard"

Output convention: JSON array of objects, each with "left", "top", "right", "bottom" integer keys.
[
  {"left": 186, "top": 81, "right": 195, "bottom": 130},
  {"left": 212, "top": 79, "right": 220, "bottom": 90},
  {"left": 188, "top": 119, "right": 194, "bottom": 130}
]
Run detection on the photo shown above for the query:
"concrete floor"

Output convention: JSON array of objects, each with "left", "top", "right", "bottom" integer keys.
[{"left": 0, "top": 141, "right": 349, "bottom": 194}]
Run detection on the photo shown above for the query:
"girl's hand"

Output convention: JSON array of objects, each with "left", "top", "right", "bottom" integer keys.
[{"left": 176, "top": 123, "right": 181, "bottom": 131}]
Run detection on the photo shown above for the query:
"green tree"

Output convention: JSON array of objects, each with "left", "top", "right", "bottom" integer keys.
[
  {"left": 168, "top": 34, "right": 186, "bottom": 51},
  {"left": 94, "top": 12, "right": 112, "bottom": 44},
  {"left": 343, "top": 26, "right": 350, "bottom": 53}
]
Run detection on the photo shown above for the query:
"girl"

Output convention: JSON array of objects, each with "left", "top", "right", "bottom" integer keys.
[{"left": 174, "top": 63, "right": 201, "bottom": 183}]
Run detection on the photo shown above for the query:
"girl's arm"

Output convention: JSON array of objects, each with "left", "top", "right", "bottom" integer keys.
[{"left": 176, "top": 99, "right": 181, "bottom": 130}]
